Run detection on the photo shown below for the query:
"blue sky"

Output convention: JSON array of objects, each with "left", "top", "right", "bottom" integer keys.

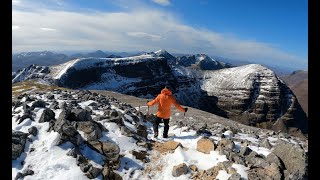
[{"left": 12, "top": 0, "right": 308, "bottom": 70}]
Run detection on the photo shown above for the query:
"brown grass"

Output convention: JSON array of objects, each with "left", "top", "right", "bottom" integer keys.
[{"left": 12, "top": 80, "right": 69, "bottom": 96}]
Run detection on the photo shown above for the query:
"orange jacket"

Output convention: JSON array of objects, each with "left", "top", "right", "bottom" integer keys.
[{"left": 147, "top": 87, "right": 186, "bottom": 119}]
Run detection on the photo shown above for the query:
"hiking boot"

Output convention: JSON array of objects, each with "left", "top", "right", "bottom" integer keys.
[
  {"left": 154, "top": 132, "right": 158, "bottom": 138},
  {"left": 163, "top": 134, "right": 168, "bottom": 138}
]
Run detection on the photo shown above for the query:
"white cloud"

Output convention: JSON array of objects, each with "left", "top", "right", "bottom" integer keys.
[
  {"left": 12, "top": 8, "right": 306, "bottom": 69},
  {"left": 40, "top": 27, "right": 57, "bottom": 31},
  {"left": 152, "top": 0, "right": 171, "bottom": 6},
  {"left": 127, "top": 32, "right": 162, "bottom": 41}
]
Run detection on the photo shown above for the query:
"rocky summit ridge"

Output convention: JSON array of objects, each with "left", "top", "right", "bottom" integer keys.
[{"left": 12, "top": 89, "right": 307, "bottom": 179}]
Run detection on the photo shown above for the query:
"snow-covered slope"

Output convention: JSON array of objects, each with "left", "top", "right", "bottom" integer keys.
[{"left": 12, "top": 89, "right": 308, "bottom": 180}]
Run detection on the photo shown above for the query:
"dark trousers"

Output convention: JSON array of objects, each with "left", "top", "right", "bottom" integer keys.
[{"left": 153, "top": 116, "right": 170, "bottom": 136}]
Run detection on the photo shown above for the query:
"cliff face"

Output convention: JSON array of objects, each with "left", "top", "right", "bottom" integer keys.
[{"left": 199, "top": 64, "right": 307, "bottom": 134}]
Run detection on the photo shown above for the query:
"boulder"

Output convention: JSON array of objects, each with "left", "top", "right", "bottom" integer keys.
[
  {"left": 71, "top": 109, "right": 92, "bottom": 121},
  {"left": 130, "top": 150, "right": 148, "bottom": 162},
  {"left": 87, "top": 141, "right": 120, "bottom": 162},
  {"left": 172, "top": 163, "right": 188, "bottom": 177},
  {"left": 39, "top": 108, "right": 55, "bottom": 123},
  {"left": 153, "top": 140, "right": 182, "bottom": 153},
  {"left": 272, "top": 119, "right": 288, "bottom": 133},
  {"left": 266, "top": 152, "right": 284, "bottom": 170},
  {"left": 260, "top": 138, "right": 272, "bottom": 149},
  {"left": 196, "top": 138, "right": 215, "bottom": 154},
  {"left": 272, "top": 141, "right": 307, "bottom": 179},
  {"left": 31, "top": 100, "right": 47, "bottom": 108},
  {"left": 14, "top": 169, "right": 34, "bottom": 180},
  {"left": 28, "top": 126, "right": 38, "bottom": 136},
  {"left": 76, "top": 121, "right": 102, "bottom": 141},
  {"left": 12, "top": 131, "right": 29, "bottom": 160},
  {"left": 247, "top": 163, "right": 282, "bottom": 180}
]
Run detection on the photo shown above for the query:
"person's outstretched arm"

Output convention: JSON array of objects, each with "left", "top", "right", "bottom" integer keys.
[
  {"left": 147, "top": 95, "right": 160, "bottom": 106},
  {"left": 172, "top": 96, "right": 187, "bottom": 112}
]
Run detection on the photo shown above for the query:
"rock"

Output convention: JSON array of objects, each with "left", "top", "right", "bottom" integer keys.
[
  {"left": 110, "top": 110, "right": 119, "bottom": 117},
  {"left": 71, "top": 109, "right": 92, "bottom": 121},
  {"left": 153, "top": 140, "right": 182, "bottom": 153},
  {"left": 196, "top": 128, "right": 212, "bottom": 136},
  {"left": 246, "top": 154, "right": 270, "bottom": 168},
  {"left": 272, "top": 141, "right": 307, "bottom": 179},
  {"left": 28, "top": 126, "right": 38, "bottom": 136},
  {"left": 172, "top": 163, "right": 188, "bottom": 177},
  {"left": 86, "top": 166, "right": 102, "bottom": 179},
  {"left": 49, "top": 100, "right": 59, "bottom": 109},
  {"left": 102, "top": 167, "right": 123, "bottom": 180},
  {"left": 266, "top": 152, "right": 284, "bottom": 170},
  {"left": 260, "top": 138, "right": 272, "bottom": 149},
  {"left": 39, "top": 108, "right": 55, "bottom": 123},
  {"left": 87, "top": 141, "right": 120, "bottom": 162},
  {"left": 272, "top": 119, "right": 288, "bottom": 133},
  {"left": 217, "top": 161, "right": 233, "bottom": 171},
  {"left": 218, "top": 138, "right": 235, "bottom": 150},
  {"left": 196, "top": 138, "right": 215, "bottom": 154},
  {"left": 32, "top": 100, "right": 47, "bottom": 108},
  {"left": 14, "top": 169, "right": 34, "bottom": 180},
  {"left": 59, "top": 102, "right": 68, "bottom": 110},
  {"left": 14, "top": 172, "right": 23, "bottom": 180},
  {"left": 120, "top": 126, "right": 134, "bottom": 137},
  {"left": 12, "top": 131, "right": 29, "bottom": 160},
  {"left": 76, "top": 155, "right": 88, "bottom": 166},
  {"left": 247, "top": 163, "right": 282, "bottom": 180},
  {"left": 238, "top": 146, "right": 252, "bottom": 157},
  {"left": 67, "top": 147, "right": 81, "bottom": 158},
  {"left": 205, "top": 166, "right": 221, "bottom": 179},
  {"left": 136, "top": 124, "right": 148, "bottom": 139},
  {"left": 80, "top": 163, "right": 92, "bottom": 173},
  {"left": 130, "top": 150, "right": 148, "bottom": 162},
  {"left": 76, "top": 121, "right": 102, "bottom": 141},
  {"left": 189, "top": 165, "right": 198, "bottom": 172},
  {"left": 228, "top": 173, "right": 242, "bottom": 180},
  {"left": 47, "top": 94, "right": 55, "bottom": 100},
  {"left": 227, "top": 167, "right": 237, "bottom": 174},
  {"left": 17, "top": 114, "right": 33, "bottom": 124}
]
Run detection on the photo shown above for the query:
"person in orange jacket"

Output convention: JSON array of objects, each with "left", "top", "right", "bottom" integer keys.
[{"left": 147, "top": 87, "right": 188, "bottom": 138}]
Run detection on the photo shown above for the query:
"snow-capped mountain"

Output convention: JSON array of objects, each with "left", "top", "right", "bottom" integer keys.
[
  {"left": 11, "top": 50, "right": 308, "bottom": 138},
  {"left": 11, "top": 88, "right": 308, "bottom": 180},
  {"left": 12, "top": 51, "right": 69, "bottom": 72},
  {"left": 176, "top": 54, "right": 232, "bottom": 70}
]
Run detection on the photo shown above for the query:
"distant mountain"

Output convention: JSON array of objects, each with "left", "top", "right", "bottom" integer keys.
[
  {"left": 69, "top": 50, "right": 108, "bottom": 59},
  {"left": 281, "top": 70, "right": 308, "bottom": 116},
  {"left": 12, "top": 50, "right": 111, "bottom": 72},
  {"left": 12, "top": 51, "right": 69, "bottom": 72},
  {"left": 176, "top": 54, "right": 232, "bottom": 70},
  {"left": 12, "top": 49, "right": 308, "bottom": 137}
]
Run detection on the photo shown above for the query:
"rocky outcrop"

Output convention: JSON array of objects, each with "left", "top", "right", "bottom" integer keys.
[
  {"left": 12, "top": 130, "right": 29, "bottom": 160},
  {"left": 272, "top": 140, "right": 308, "bottom": 179}
]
